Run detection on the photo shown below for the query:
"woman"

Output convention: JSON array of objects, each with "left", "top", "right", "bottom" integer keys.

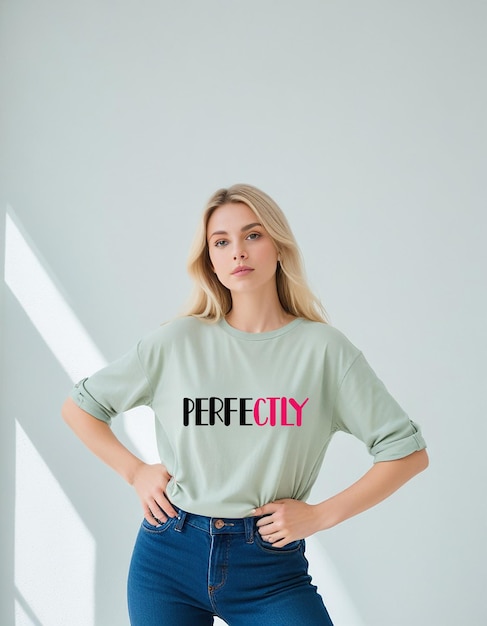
[{"left": 62, "top": 183, "right": 428, "bottom": 625}]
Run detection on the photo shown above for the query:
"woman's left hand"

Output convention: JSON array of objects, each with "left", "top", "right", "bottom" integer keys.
[
  {"left": 252, "top": 499, "right": 321, "bottom": 547},
  {"left": 253, "top": 451, "right": 430, "bottom": 548}
]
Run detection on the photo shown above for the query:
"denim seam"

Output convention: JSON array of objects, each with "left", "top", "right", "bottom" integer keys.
[{"left": 207, "top": 536, "right": 230, "bottom": 613}]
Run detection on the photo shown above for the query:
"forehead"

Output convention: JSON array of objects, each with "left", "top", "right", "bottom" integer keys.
[{"left": 207, "top": 202, "right": 258, "bottom": 233}]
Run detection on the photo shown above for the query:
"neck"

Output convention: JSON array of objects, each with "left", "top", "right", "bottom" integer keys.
[{"left": 225, "top": 290, "right": 296, "bottom": 333}]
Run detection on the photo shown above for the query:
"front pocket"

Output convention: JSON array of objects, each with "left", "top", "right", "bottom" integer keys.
[
  {"left": 141, "top": 515, "right": 176, "bottom": 534},
  {"left": 254, "top": 530, "right": 304, "bottom": 554}
]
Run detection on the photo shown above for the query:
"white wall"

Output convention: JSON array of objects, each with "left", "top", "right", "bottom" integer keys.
[{"left": 1, "top": 1, "right": 486, "bottom": 625}]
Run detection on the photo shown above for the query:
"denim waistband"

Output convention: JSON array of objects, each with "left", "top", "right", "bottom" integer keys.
[{"left": 174, "top": 508, "right": 256, "bottom": 543}]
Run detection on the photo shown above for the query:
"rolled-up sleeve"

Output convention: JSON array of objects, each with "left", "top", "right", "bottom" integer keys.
[
  {"left": 69, "top": 341, "right": 153, "bottom": 425},
  {"left": 332, "top": 353, "right": 427, "bottom": 462}
]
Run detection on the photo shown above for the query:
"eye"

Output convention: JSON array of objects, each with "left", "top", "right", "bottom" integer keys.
[
  {"left": 214, "top": 239, "right": 228, "bottom": 248},
  {"left": 246, "top": 232, "right": 261, "bottom": 241}
]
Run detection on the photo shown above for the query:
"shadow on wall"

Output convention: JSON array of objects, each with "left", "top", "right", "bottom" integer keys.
[{"left": 3, "top": 208, "right": 144, "bottom": 626}]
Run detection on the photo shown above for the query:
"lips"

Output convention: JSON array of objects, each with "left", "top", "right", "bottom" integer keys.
[{"left": 231, "top": 265, "right": 254, "bottom": 275}]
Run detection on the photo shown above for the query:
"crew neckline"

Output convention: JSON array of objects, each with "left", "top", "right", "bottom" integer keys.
[{"left": 218, "top": 317, "right": 304, "bottom": 341}]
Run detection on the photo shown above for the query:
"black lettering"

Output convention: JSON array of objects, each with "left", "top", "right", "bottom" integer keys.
[
  {"left": 224, "top": 397, "right": 238, "bottom": 426},
  {"left": 195, "top": 398, "right": 209, "bottom": 425},
  {"left": 184, "top": 396, "right": 258, "bottom": 426},
  {"left": 239, "top": 397, "right": 253, "bottom": 426},
  {"left": 183, "top": 398, "right": 194, "bottom": 426},
  {"left": 209, "top": 397, "right": 224, "bottom": 424}
]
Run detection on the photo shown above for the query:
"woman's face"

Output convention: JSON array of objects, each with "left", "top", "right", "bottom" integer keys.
[{"left": 206, "top": 202, "right": 279, "bottom": 296}]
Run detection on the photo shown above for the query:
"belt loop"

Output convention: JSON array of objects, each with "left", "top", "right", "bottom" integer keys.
[
  {"left": 244, "top": 516, "right": 254, "bottom": 544},
  {"left": 174, "top": 509, "right": 187, "bottom": 532}
]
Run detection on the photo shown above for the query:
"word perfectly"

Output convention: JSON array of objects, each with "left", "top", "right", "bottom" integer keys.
[{"left": 183, "top": 396, "right": 309, "bottom": 427}]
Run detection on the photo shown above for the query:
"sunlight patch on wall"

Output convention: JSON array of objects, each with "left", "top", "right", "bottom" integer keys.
[
  {"left": 114, "top": 405, "right": 160, "bottom": 464},
  {"left": 4, "top": 208, "right": 158, "bottom": 462},
  {"left": 4, "top": 210, "right": 105, "bottom": 382},
  {"left": 15, "top": 421, "right": 95, "bottom": 625},
  {"left": 3, "top": 207, "right": 158, "bottom": 625}
]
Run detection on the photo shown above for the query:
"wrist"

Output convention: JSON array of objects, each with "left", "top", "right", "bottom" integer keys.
[
  {"left": 125, "top": 458, "right": 146, "bottom": 486},
  {"left": 315, "top": 499, "right": 342, "bottom": 531}
]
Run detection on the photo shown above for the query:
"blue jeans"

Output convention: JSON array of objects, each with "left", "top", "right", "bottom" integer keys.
[{"left": 127, "top": 508, "right": 334, "bottom": 625}]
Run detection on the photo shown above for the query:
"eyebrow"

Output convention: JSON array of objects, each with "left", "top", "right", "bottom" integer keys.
[{"left": 208, "top": 222, "right": 262, "bottom": 239}]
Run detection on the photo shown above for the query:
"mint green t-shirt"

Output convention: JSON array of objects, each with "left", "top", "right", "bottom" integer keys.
[{"left": 70, "top": 316, "right": 426, "bottom": 517}]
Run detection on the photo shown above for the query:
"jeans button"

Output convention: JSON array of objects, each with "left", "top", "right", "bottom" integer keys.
[{"left": 214, "top": 519, "right": 225, "bottom": 529}]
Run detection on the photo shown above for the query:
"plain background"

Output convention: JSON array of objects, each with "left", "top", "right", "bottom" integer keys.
[{"left": 1, "top": 1, "right": 486, "bottom": 625}]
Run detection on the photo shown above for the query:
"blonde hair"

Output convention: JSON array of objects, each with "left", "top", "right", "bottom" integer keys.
[{"left": 182, "top": 183, "right": 328, "bottom": 323}]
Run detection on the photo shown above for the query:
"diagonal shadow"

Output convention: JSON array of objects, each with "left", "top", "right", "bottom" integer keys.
[
  {"left": 2, "top": 207, "right": 151, "bottom": 626},
  {"left": 15, "top": 587, "right": 44, "bottom": 626}
]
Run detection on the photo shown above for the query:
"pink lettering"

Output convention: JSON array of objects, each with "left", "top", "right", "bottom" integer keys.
[
  {"left": 253, "top": 397, "right": 268, "bottom": 426},
  {"left": 289, "top": 397, "right": 309, "bottom": 427},
  {"left": 267, "top": 397, "right": 279, "bottom": 426},
  {"left": 281, "top": 396, "right": 292, "bottom": 426}
]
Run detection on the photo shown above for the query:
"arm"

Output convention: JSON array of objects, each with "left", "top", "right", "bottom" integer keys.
[
  {"left": 253, "top": 448, "right": 429, "bottom": 547},
  {"left": 61, "top": 397, "right": 177, "bottom": 524}
]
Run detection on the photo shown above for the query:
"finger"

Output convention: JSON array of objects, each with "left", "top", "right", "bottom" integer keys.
[
  {"left": 257, "top": 520, "right": 281, "bottom": 535},
  {"left": 155, "top": 494, "right": 178, "bottom": 518},
  {"left": 151, "top": 497, "right": 177, "bottom": 520},
  {"left": 252, "top": 502, "right": 279, "bottom": 517},
  {"left": 148, "top": 499, "right": 169, "bottom": 523},
  {"left": 262, "top": 531, "right": 286, "bottom": 544},
  {"left": 256, "top": 516, "right": 274, "bottom": 528},
  {"left": 270, "top": 537, "right": 292, "bottom": 548},
  {"left": 256, "top": 511, "right": 285, "bottom": 529},
  {"left": 143, "top": 505, "right": 159, "bottom": 526}
]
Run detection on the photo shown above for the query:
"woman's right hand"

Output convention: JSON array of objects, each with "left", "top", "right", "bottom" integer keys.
[
  {"left": 61, "top": 399, "right": 179, "bottom": 525},
  {"left": 131, "top": 462, "right": 178, "bottom": 525}
]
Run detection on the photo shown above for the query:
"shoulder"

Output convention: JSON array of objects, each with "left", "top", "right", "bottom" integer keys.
[
  {"left": 295, "top": 320, "right": 362, "bottom": 373},
  {"left": 138, "top": 316, "right": 216, "bottom": 350},
  {"left": 134, "top": 316, "right": 216, "bottom": 373},
  {"left": 298, "top": 320, "right": 360, "bottom": 351}
]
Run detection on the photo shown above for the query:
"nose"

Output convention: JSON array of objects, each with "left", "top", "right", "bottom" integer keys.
[{"left": 233, "top": 249, "right": 248, "bottom": 261}]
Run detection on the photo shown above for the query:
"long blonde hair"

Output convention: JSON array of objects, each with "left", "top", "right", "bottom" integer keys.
[{"left": 182, "top": 184, "right": 328, "bottom": 323}]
